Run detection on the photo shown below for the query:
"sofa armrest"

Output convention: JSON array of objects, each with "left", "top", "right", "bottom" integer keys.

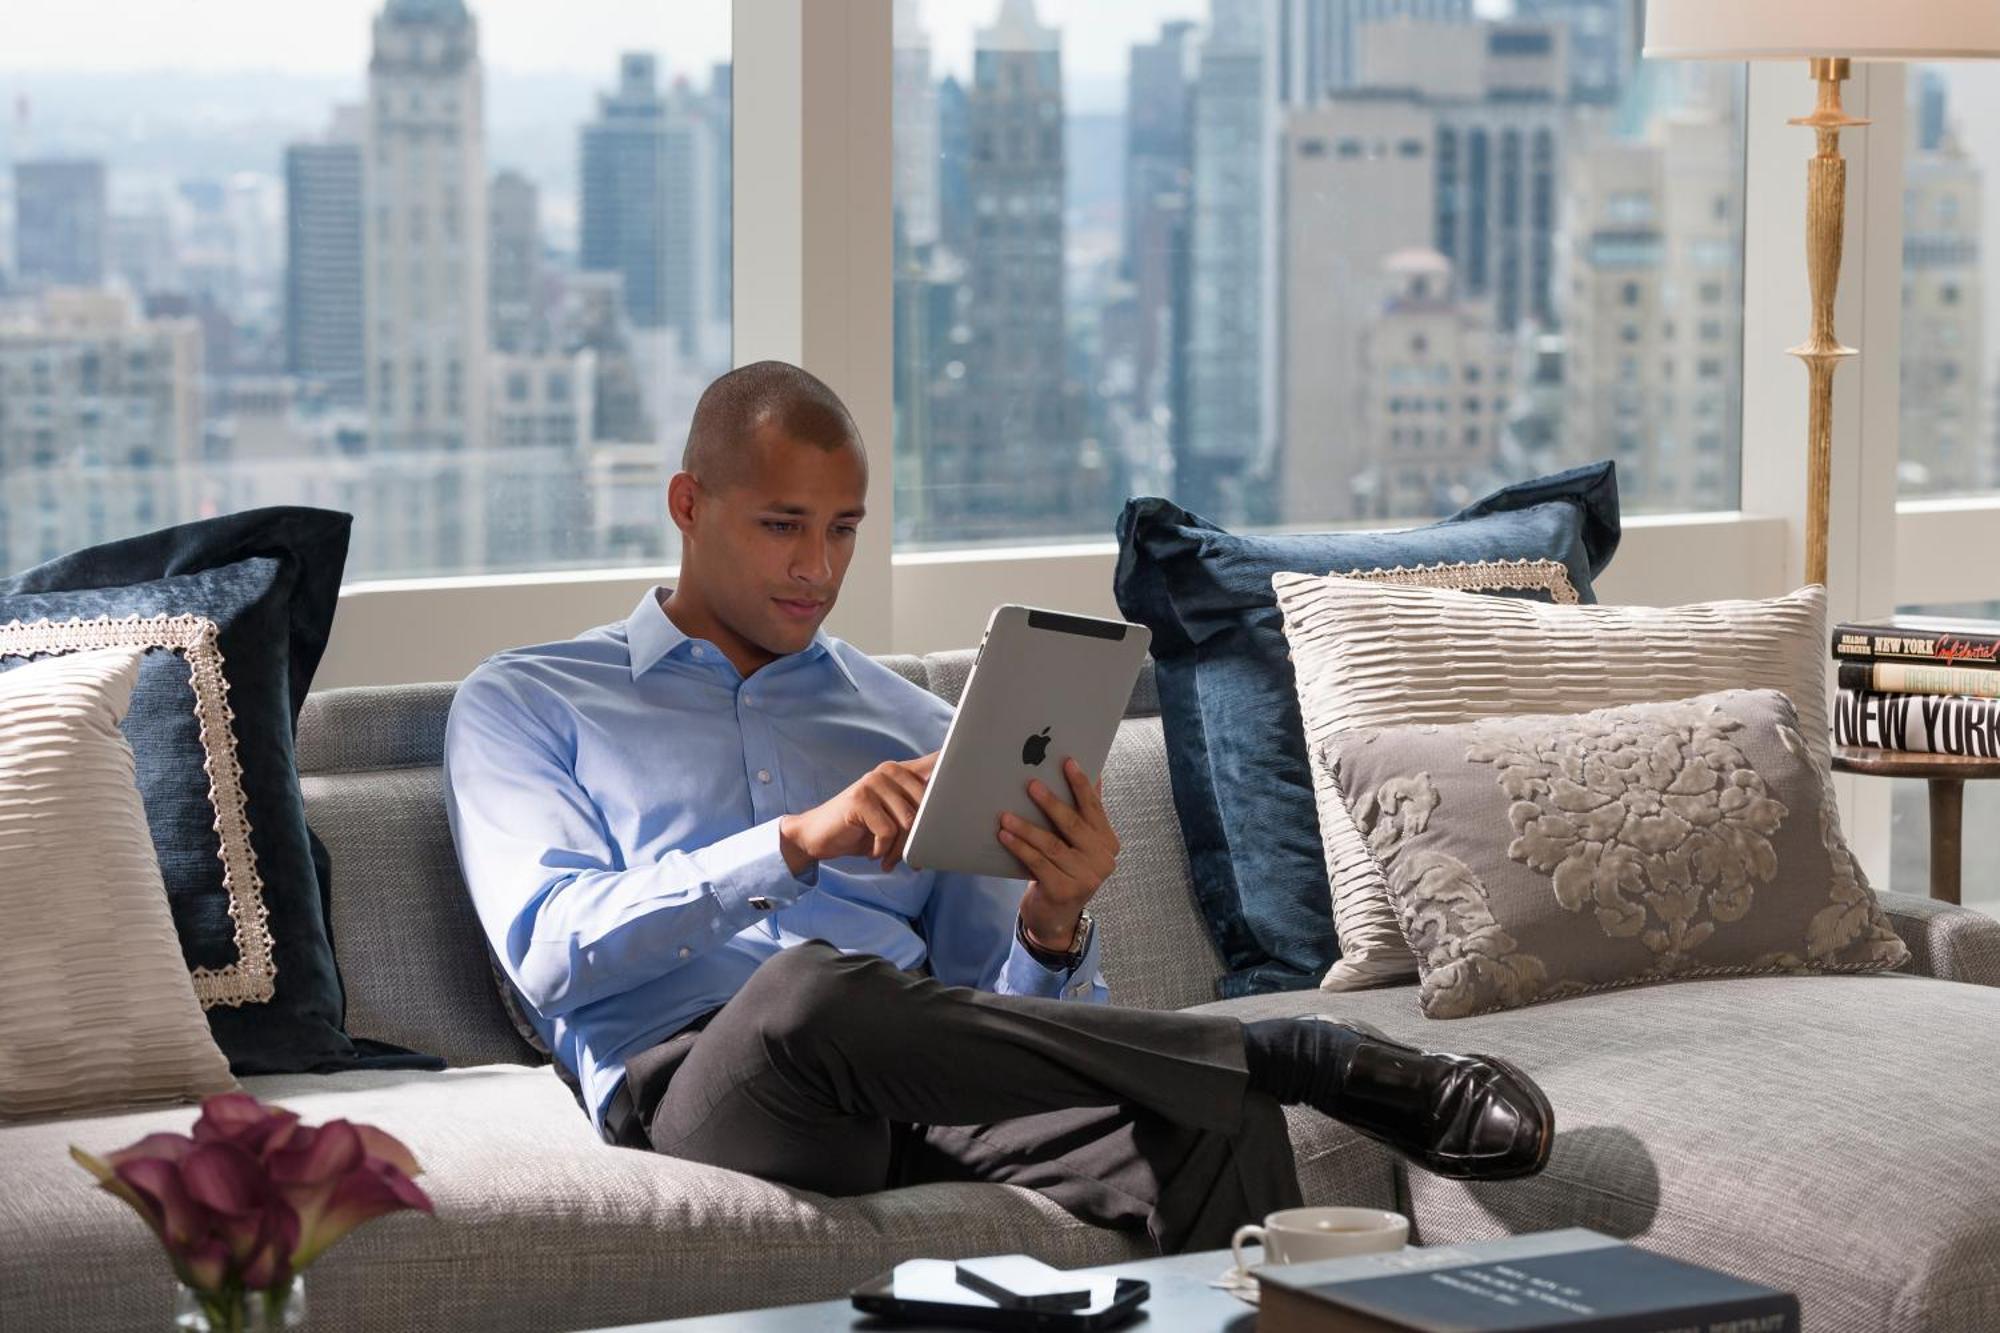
[{"left": 1879, "top": 890, "right": 2000, "bottom": 987}]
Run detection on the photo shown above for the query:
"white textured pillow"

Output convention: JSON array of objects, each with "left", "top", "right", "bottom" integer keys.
[
  {"left": 0, "top": 648, "right": 234, "bottom": 1119},
  {"left": 1272, "top": 577, "right": 1855, "bottom": 992}
]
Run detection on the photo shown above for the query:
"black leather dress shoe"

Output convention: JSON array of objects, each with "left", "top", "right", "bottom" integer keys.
[{"left": 1321, "top": 1019, "right": 1554, "bottom": 1182}]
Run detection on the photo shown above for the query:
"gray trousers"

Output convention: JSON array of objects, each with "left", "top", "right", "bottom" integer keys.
[{"left": 632, "top": 941, "right": 1303, "bottom": 1253}]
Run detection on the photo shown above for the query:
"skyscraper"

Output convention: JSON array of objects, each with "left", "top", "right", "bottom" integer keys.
[
  {"left": 936, "top": 75, "right": 974, "bottom": 256},
  {"left": 285, "top": 108, "right": 365, "bottom": 404},
  {"left": 893, "top": 0, "right": 941, "bottom": 249},
  {"left": 1902, "top": 95, "right": 1987, "bottom": 494},
  {"left": 580, "top": 53, "right": 715, "bottom": 358},
  {"left": 1516, "top": 0, "right": 1640, "bottom": 106},
  {"left": 1121, "top": 22, "right": 1197, "bottom": 457},
  {"left": 708, "top": 62, "right": 733, "bottom": 329},
  {"left": 928, "top": 0, "right": 1094, "bottom": 540},
  {"left": 14, "top": 159, "right": 106, "bottom": 289},
  {"left": 1275, "top": 0, "right": 1474, "bottom": 104},
  {"left": 1277, "top": 98, "right": 1437, "bottom": 523},
  {"left": 364, "top": 0, "right": 489, "bottom": 458},
  {"left": 489, "top": 168, "right": 541, "bottom": 354},
  {"left": 1183, "top": 0, "right": 1269, "bottom": 525}
]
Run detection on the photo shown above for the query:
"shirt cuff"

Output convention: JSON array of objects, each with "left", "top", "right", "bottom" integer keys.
[
  {"left": 999, "top": 918, "right": 1103, "bottom": 1001},
  {"left": 702, "top": 818, "right": 818, "bottom": 930}
]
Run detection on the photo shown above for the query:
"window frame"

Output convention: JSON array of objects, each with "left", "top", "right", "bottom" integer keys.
[{"left": 318, "top": 13, "right": 1983, "bottom": 884}]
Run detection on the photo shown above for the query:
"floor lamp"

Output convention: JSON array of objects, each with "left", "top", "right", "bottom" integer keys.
[{"left": 1643, "top": 2, "right": 2000, "bottom": 587}]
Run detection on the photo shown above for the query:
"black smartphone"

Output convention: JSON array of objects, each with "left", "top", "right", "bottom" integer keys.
[{"left": 850, "top": 1267, "right": 1148, "bottom": 1331}]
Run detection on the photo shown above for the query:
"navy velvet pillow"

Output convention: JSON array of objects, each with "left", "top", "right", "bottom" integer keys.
[
  {"left": 1113, "top": 463, "right": 1622, "bottom": 997},
  {"left": 0, "top": 508, "right": 415, "bottom": 1074}
]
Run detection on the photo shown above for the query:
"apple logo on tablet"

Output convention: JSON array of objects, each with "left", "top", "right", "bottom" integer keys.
[{"left": 1021, "top": 726, "right": 1052, "bottom": 766}]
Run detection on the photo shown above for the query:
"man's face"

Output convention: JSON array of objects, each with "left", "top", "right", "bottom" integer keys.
[{"left": 683, "top": 424, "right": 867, "bottom": 661}]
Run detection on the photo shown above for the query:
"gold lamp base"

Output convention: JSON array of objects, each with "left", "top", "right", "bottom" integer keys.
[{"left": 1786, "top": 57, "right": 1869, "bottom": 589}]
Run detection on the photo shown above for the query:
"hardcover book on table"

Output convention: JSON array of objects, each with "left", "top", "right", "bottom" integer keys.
[
  {"left": 1255, "top": 1229, "right": 1797, "bottom": 1333},
  {"left": 1832, "top": 617, "right": 2000, "bottom": 670}
]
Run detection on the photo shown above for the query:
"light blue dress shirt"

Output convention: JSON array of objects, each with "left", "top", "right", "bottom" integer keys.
[{"left": 443, "top": 588, "right": 1108, "bottom": 1131}]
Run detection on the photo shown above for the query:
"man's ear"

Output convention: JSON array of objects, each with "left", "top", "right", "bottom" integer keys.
[{"left": 666, "top": 472, "right": 701, "bottom": 539}]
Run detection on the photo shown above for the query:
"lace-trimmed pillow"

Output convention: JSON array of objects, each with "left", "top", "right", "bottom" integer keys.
[
  {"left": 0, "top": 509, "right": 383, "bottom": 1074},
  {"left": 1274, "top": 577, "right": 1861, "bottom": 992},
  {"left": 1321, "top": 689, "right": 1907, "bottom": 1019}
]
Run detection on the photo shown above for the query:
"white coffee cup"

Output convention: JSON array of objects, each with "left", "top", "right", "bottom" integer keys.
[{"left": 1230, "top": 1206, "right": 1410, "bottom": 1271}]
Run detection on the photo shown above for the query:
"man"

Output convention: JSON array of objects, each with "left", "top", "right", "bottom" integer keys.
[{"left": 444, "top": 360, "right": 1552, "bottom": 1253}]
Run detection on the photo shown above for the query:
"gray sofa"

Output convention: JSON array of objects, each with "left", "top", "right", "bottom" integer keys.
[{"left": 9, "top": 651, "right": 2000, "bottom": 1332}]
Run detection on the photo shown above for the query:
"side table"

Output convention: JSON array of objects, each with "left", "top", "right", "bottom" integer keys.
[{"left": 1831, "top": 745, "right": 2000, "bottom": 906}]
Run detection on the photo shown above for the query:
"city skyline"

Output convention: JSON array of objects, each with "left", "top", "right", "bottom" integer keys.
[{"left": 1, "top": 0, "right": 1995, "bottom": 585}]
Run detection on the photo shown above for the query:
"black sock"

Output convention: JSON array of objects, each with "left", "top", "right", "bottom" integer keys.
[{"left": 1241, "top": 1018, "right": 1364, "bottom": 1114}]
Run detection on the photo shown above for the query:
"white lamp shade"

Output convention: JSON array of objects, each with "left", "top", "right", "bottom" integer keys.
[{"left": 1644, "top": 0, "right": 2000, "bottom": 60}]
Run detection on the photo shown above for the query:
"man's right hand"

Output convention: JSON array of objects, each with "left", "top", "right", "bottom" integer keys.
[{"left": 778, "top": 751, "right": 939, "bottom": 876}]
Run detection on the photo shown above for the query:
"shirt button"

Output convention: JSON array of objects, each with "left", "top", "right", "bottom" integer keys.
[
  {"left": 677, "top": 946, "right": 692, "bottom": 960},
  {"left": 757, "top": 769, "right": 772, "bottom": 784},
  {"left": 691, "top": 645, "right": 705, "bottom": 659}
]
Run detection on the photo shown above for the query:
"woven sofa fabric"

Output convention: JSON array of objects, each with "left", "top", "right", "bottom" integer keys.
[
  {"left": 1198, "top": 973, "right": 2000, "bottom": 1333},
  {"left": 1113, "top": 462, "right": 1621, "bottom": 999},
  {"left": 1877, "top": 889, "right": 2000, "bottom": 987},
  {"left": 5, "top": 1066, "right": 1150, "bottom": 1332},
  {"left": 1278, "top": 578, "right": 1856, "bottom": 993},
  {"left": 0, "top": 507, "right": 365, "bottom": 1074},
  {"left": 0, "top": 649, "right": 235, "bottom": 1119}
]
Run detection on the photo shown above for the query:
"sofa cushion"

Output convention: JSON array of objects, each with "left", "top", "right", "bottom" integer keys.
[
  {"left": 1277, "top": 577, "right": 1858, "bottom": 994},
  {"left": 1113, "top": 463, "right": 1621, "bottom": 999},
  {"left": 0, "top": 649, "right": 235, "bottom": 1119},
  {"left": 2, "top": 1066, "right": 1140, "bottom": 1331},
  {"left": 0, "top": 508, "right": 376, "bottom": 1075},
  {"left": 1324, "top": 689, "right": 1906, "bottom": 1019},
  {"left": 1197, "top": 974, "right": 2000, "bottom": 1333}
]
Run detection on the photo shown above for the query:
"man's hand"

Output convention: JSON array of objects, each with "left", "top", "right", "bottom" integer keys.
[
  {"left": 1001, "top": 757, "right": 1120, "bottom": 955},
  {"left": 778, "top": 751, "right": 938, "bottom": 876}
]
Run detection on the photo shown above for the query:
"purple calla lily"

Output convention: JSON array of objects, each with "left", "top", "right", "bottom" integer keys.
[{"left": 72, "top": 1092, "right": 432, "bottom": 1313}]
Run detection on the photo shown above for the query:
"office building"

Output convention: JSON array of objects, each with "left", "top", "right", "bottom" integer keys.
[
  {"left": 0, "top": 290, "right": 200, "bottom": 570},
  {"left": 1123, "top": 21, "right": 1196, "bottom": 427},
  {"left": 917, "top": 0, "right": 1097, "bottom": 542},
  {"left": 285, "top": 108, "right": 366, "bottom": 404},
  {"left": 1517, "top": 0, "right": 1641, "bottom": 106},
  {"left": 894, "top": 0, "right": 941, "bottom": 249},
  {"left": 1277, "top": 98, "right": 1437, "bottom": 523},
  {"left": 1275, "top": 0, "right": 1474, "bottom": 104},
  {"left": 14, "top": 159, "right": 106, "bottom": 289},
  {"left": 1902, "top": 119, "right": 1987, "bottom": 493},
  {"left": 490, "top": 169, "right": 542, "bottom": 354},
  {"left": 580, "top": 52, "right": 716, "bottom": 358},
  {"left": 363, "top": 0, "right": 490, "bottom": 463},
  {"left": 1360, "top": 250, "right": 1510, "bottom": 518},
  {"left": 1182, "top": 0, "right": 1269, "bottom": 525}
]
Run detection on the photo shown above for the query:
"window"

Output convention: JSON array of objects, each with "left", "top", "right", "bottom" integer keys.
[
  {"left": 0, "top": 2, "right": 732, "bottom": 580},
  {"left": 891, "top": 0, "right": 1744, "bottom": 547},
  {"left": 1899, "top": 66, "right": 1993, "bottom": 499}
]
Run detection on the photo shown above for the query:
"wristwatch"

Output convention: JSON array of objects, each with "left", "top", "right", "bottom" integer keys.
[{"left": 1017, "top": 910, "right": 1093, "bottom": 973}]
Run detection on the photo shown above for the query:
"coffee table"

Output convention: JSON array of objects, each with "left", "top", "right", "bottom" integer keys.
[{"left": 586, "top": 1249, "right": 1256, "bottom": 1333}]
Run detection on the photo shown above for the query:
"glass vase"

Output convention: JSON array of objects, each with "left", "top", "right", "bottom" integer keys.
[{"left": 173, "top": 1276, "right": 306, "bottom": 1332}]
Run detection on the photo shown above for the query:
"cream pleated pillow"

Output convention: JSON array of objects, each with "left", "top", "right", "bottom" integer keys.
[
  {"left": 0, "top": 648, "right": 234, "bottom": 1119},
  {"left": 1272, "top": 576, "right": 1857, "bottom": 992}
]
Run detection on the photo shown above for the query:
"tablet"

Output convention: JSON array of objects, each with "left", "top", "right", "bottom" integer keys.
[{"left": 903, "top": 605, "right": 1151, "bottom": 880}]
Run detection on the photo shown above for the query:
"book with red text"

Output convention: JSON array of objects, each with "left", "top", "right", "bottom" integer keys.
[{"left": 1832, "top": 617, "right": 2000, "bottom": 671}]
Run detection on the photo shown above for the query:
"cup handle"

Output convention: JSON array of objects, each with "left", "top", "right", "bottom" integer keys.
[{"left": 1230, "top": 1224, "right": 1266, "bottom": 1274}]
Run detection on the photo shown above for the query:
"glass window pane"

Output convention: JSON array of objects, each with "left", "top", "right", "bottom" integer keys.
[
  {"left": 892, "top": 0, "right": 1745, "bottom": 549},
  {"left": 1899, "top": 66, "right": 1992, "bottom": 499},
  {"left": 1, "top": 2, "right": 731, "bottom": 580}
]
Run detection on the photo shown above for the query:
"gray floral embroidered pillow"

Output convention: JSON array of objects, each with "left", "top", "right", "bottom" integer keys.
[{"left": 1320, "top": 689, "right": 1908, "bottom": 1019}]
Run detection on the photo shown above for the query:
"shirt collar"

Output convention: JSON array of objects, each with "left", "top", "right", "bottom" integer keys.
[{"left": 626, "top": 588, "right": 859, "bottom": 692}]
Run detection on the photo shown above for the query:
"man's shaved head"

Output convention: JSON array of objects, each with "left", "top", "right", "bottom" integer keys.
[{"left": 682, "top": 359, "right": 865, "bottom": 490}]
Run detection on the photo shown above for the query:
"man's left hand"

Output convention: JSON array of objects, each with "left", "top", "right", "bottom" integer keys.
[{"left": 1000, "top": 757, "right": 1119, "bottom": 954}]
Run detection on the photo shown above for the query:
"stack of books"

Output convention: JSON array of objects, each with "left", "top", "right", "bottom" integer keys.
[{"left": 1832, "top": 616, "right": 2000, "bottom": 756}]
